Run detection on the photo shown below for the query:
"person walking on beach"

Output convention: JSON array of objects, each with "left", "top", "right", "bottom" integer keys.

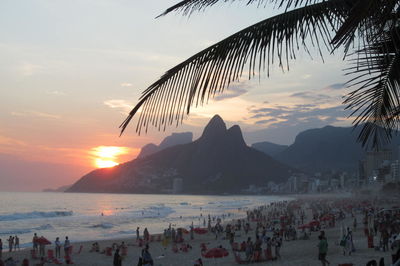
[
  {"left": 39, "top": 236, "right": 45, "bottom": 257},
  {"left": 13, "top": 236, "right": 19, "bottom": 251},
  {"left": 141, "top": 244, "right": 154, "bottom": 266},
  {"left": 33, "top": 233, "right": 38, "bottom": 252},
  {"left": 143, "top": 228, "right": 150, "bottom": 242},
  {"left": 136, "top": 227, "right": 140, "bottom": 241},
  {"left": 0, "top": 239, "right": 3, "bottom": 260},
  {"left": 275, "top": 236, "right": 282, "bottom": 259},
  {"left": 55, "top": 237, "right": 61, "bottom": 258},
  {"left": 318, "top": 235, "right": 330, "bottom": 266},
  {"left": 245, "top": 237, "right": 253, "bottom": 262},
  {"left": 113, "top": 249, "right": 122, "bottom": 266},
  {"left": 7, "top": 236, "right": 13, "bottom": 252},
  {"left": 64, "top": 236, "right": 70, "bottom": 256}
]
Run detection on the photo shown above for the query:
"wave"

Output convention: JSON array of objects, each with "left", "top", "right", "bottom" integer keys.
[
  {"left": 0, "top": 211, "right": 73, "bottom": 221},
  {"left": 0, "top": 224, "right": 54, "bottom": 236},
  {"left": 90, "top": 223, "right": 114, "bottom": 229}
]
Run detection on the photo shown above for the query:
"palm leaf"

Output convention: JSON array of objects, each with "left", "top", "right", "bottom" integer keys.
[
  {"left": 331, "top": 0, "right": 400, "bottom": 53},
  {"left": 157, "top": 0, "right": 324, "bottom": 17},
  {"left": 120, "top": 0, "right": 351, "bottom": 134},
  {"left": 344, "top": 27, "right": 400, "bottom": 148}
]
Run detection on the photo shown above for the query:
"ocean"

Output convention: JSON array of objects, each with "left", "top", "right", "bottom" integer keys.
[{"left": 0, "top": 192, "right": 291, "bottom": 248}]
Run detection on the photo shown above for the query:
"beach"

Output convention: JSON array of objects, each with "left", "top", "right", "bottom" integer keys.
[{"left": 1, "top": 193, "right": 398, "bottom": 266}]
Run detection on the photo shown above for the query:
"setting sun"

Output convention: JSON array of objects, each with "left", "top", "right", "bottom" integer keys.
[{"left": 91, "top": 146, "right": 130, "bottom": 168}]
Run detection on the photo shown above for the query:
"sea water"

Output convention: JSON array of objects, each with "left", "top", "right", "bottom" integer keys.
[{"left": 0, "top": 192, "right": 291, "bottom": 248}]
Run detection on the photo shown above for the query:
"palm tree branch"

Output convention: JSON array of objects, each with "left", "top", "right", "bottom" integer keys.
[
  {"left": 120, "top": 0, "right": 351, "bottom": 134},
  {"left": 157, "top": 0, "right": 325, "bottom": 17},
  {"left": 344, "top": 32, "right": 400, "bottom": 148}
]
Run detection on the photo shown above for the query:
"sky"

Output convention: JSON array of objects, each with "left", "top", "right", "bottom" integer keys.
[{"left": 0, "top": 0, "right": 354, "bottom": 191}]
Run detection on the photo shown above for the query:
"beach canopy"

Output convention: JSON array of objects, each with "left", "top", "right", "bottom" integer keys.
[
  {"left": 320, "top": 215, "right": 333, "bottom": 221},
  {"left": 202, "top": 247, "right": 229, "bottom": 258},
  {"left": 298, "top": 224, "right": 310, "bottom": 229},
  {"left": 193, "top": 228, "right": 208, "bottom": 234},
  {"left": 178, "top": 228, "right": 189, "bottom": 234},
  {"left": 309, "top": 220, "right": 320, "bottom": 227},
  {"left": 36, "top": 237, "right": 51, "bottom": 245}
]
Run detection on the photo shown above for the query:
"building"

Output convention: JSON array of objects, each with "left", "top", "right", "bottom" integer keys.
[
  {"left": 391, "top": 160, "right": 400, "bottom": 182},
  {"left": 172, "top": 178, "right": 183, "bottom": 194},
  {"left": 365, "top": 150, "right": 393, "bottom": 179}
]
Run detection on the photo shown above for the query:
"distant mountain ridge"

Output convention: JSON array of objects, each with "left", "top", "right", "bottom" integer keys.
[
  {"left": 251, "top": 142, "right": 288, "bottom": 157},
  {"left": 43, "top": 184, "right": 71, "bottom": 192},
  {"left": 67, "top": 115, "right": 294, "bottom": 194},
  {"left": 255, "top": 125, "right": 400, "bottom": 173},
  {"left": 137, "top": 132, "right": 193, "bottom": 158}
]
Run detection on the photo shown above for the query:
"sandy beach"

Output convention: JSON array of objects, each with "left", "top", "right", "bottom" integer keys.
[{"left": 1, "top": 194, "right": 398, "bottom": 266}]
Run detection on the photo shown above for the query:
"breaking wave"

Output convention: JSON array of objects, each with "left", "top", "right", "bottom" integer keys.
[{"left": 0, "top": 211, "right": 73, "bottom": 221}]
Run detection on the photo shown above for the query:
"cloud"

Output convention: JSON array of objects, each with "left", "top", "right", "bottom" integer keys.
[
  {"left": 20, "top": 62, "right": 44, "bottom": 76},
  {"left": 46, "top": 90, "right": 66, "bottom": 96},
  {"left": 120, "top": 82, "right": 133, "bottom": 87},
  {"left": 325, "top": 83, "right": 345, "bottom": 90},
  {"left": 11, "top": 111, "right": 60, "bottom": 119},
  {"left": 104, "top": 99, "right": 133, "bottom": 114},
  {"left": 290, "top": 91, "right": 333, "bottom": 102},
  {"left": 214, "top": 84, "right": 248, "bottom": 101},
  {"left": 255, "top": 118, "right": 277, "bottom": 125},
  {"left": 249, "top": 104, "right": 349, "bottom": 128}
]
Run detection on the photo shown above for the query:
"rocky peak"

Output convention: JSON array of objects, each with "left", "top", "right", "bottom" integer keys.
[
  {"left": 227, "top": 125, "right": 247, "bottom": 147},
  {"left": 200, "top": 115, "right": 227, "bottom": 140}
]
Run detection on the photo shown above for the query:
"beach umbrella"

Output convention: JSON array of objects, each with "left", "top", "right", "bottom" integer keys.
[
  {"left": 309, "top": 220, "right": 320, "bottom": 227},
  {"left": 202, "top": 247, "right": 229, "bottom": 258},
  {"left": 36, "top": 237, "right": 51, "bottom": 245},
  {"left": 178, "top": 228, "right": 189, "bottom": 234},
  {"left": 320, "top": 215, "right": 333, "bottom": 222},
  {"left": 298, "top": 224, "right": 310, "bottom": 230},
  {"left": 193, "top": 228, "right": 208, "bottom": 234}
]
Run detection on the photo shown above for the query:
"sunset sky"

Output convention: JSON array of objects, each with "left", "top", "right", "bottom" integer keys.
[{"left": 0, "top": 0, "right": 352, "bottom": 191}]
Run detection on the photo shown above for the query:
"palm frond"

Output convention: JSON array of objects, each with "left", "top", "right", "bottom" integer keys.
[
  {"left": 331, "top": 0, "right": 400, "bottom": 53},
  {"left": 157, "top": 0, "right": 323, "bottom": 17},
  {"left": 120, "top": 0, "right": 351, "bottom": 135},
  {"left": 344, "top": 28, "right": 400, "bottom": 148}
]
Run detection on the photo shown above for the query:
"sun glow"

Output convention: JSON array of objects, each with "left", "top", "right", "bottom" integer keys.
[{"left": 91, "top": 146, "right": 130, "bottom": 168}]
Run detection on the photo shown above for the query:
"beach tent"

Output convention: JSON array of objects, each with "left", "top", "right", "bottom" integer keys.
[
  {"left": 202, "top": 247, "right": 229, "bottom": 258},
  {"left": 193, "top": 228, "right": 208, "bottom": 234},
  {"left": 36, "top": 237, "right": 51, "bottom": 245}
]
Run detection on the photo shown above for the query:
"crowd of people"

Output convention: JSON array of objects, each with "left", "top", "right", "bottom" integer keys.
[{"left": 1, "top": 196, "right": 399, "bottom": 265}]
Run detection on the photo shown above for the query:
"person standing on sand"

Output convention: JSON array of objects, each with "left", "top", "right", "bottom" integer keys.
[
  {"left": 141, "top": 244, "right": 154, "bottom": 266},
  {"left": 7, "top": 236, "right": 13, "bottom": 253},
  {"left": 32, "top": 233, "right": 38, "bottom": 252},
  {"left": 136, "top": 227, "right": 140, "bottom": 241},
  {"left": 55, "top": 237, "right": 61, "bottom": 258},
  {"left": 318, "top": 235, "right": 330, "bottom": 266},
  {"left": 0, "top": 239, "right": 3, "bottom": 259},
  {"left": 143, "top": 228, "right": 149, "bottom": 242},
  {"left": 64, "top": 236, "right": 70, "bottom": 256},
  {"left": 113, "top": 249, "right": 122, "bottom": 266},
  {"left": 13, "top": 236, "right": 18, "bottom": 251}
]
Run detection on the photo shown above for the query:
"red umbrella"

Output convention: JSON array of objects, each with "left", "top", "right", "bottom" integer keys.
[
  {"left": 298, "top": 224, "right": 310, "bottom": 229},
  {"left": 309, "top": 220, "right": 320, "bottom": 227},
  {"left": 178, "top": 228, "right": 189, "bottom": 234},
  {"left": 36, "top": 237, "right": 51, "bottom": 245},
  {"left": 320, "top": 215, "right": 333, "bottom": 221},
  {"left": 202, "top": 248, "right": 229, "bottom": 258},
  {"left": 193, "top": 228, "right": 208, "bottom": 234}
]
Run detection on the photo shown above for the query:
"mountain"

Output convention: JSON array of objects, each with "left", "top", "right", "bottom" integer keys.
[
  {"left": 251, "top": 142, "right": 288, "bottom": 157},
  {"left": 43, "top": 184, "right": 71, "bottom": 192},
  {"left": 259, "top": 125, "right": 400, "bottom": 173},
  {"left": 137, "top": 132, "right": 193, "bottom": 158},
  {"left": 67, "top": 115, "right": 295, "bottom": 194}
]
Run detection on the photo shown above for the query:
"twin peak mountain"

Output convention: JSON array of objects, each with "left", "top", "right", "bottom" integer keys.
[{"left": 67, "top": 115, "right": 293, "bottom": 194}]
